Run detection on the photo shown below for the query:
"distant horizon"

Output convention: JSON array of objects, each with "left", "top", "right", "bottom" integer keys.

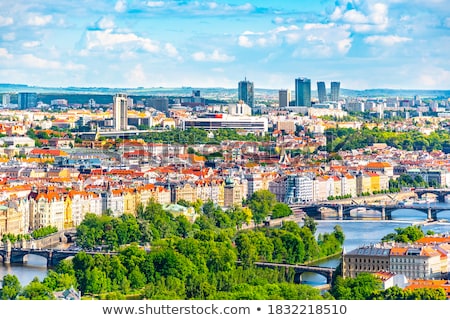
[{"left": 1, "top": 83, "right": 450, "bottom": 93}]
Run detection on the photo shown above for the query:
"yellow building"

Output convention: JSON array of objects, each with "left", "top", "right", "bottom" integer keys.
[
  {"left": 173, "top": 183, "right": 197, "bottom": 203},
  {"left": 367, "top": 172, "right": 381, "bottom": 193},
  {"left": 64, "top": 195, "right": 73, "bottom": 229},
  {"left": 123, "top": 188, "right": 136, "bottom": 215},
  {"left": 0, "top": 204, "right": 23, "bottom": 236}
]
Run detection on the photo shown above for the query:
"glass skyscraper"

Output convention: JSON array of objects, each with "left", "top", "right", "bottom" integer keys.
[
  {"left": 331, "top": 81, "right": 340, "bottom": 102},
  {"left": 295, "top": 77, "right": 311, "bottom": 107},
  {"left": 18, "top": 92, "right": 37, "bottom": 109},
  {"left": 278, "top": 89, "right": 291, "bottom": 108},
  {"left": 238, "top": 78, "right": 254, "bottom": 109},
  {"left": 317, "top": 81, "right": 326, "bottom": 103}
]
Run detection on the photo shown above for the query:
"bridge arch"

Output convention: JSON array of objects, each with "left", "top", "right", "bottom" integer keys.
[
  {"left": 9, "top": 250, "right": 50, "bottom": 264},
  {"left": 294, "top": 271, "right": 328, "bottom": 285},
  {"left": 434, "top": 210, "right": 450, "bottom": 220}
]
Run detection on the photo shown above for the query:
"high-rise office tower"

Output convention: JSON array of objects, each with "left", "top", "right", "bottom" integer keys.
[
  {"left": 113, "top": 93, "right": 128, "bottom": 131},
  {"left": 279, "top": 89, "right": 291, "bottom": 108},
  {"left": 238, "top": 78, "right": 254, "bottom": 109},
  {"left": 295, "top": 77, "right": 311, "bottom": 107},
  {"left": 18, "top": 92, "right": 37, "bottom": 109},
  {"left": 317, "top": 81, "right": 327, "bottom": 103},
  {"left": 2, "top": 93, "right": 10, "bottom": 107},
  {"left": 331, "top": 81, "right": 340, "bottom": 102}
]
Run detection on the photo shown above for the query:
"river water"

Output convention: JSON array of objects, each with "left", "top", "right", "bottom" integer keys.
[
  {"left": 3, "top": 207, "right": 450, "bottom": 288},
  {"left": 300, "top": 206, "right": 450, "bottom": 286}
]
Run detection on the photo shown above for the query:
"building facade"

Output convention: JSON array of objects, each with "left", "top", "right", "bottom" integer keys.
[
  {"left": 317, "top": 81, "right": 326, "bottom": 103},
  {"left": 113, "top": 93, "right": 128, "bottom": 131},
  {"left": 330, "top": 81, "right": 340, "bottom": 102},
  {"left": 238, "top": 79, "right": 254, "bottom": 110},
  {"left": 278, "top": 89, "right": 291, "bottom": 108},
  {"left": 295, "top": 77, "right": 311, "bottom": 107}
]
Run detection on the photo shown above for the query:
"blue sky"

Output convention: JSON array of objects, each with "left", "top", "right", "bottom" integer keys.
[{"left": 0, "top": 0, "right": 449, "bottom": 90}]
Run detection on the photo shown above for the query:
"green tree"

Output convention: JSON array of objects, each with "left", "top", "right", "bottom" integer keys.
[
  {"left": 331, "top": 273, "right": 382, "bottom": 300},
  {"left": 19, "top": 277, "right": 55, "bottom": 300},
  {"left": 381, "top": 226, "right": 424, "bottom": 243},
  {"left": 303, "top": 215, "right": 318, "bottom": 234},
  {"left": 271, "top": 203, "right": 292, "bottom": 219},
  {"left": 235, "top": 232, "right": 258, "bottom": 268},
  {"left": 248, "top": 190, "right": 276, "bottom": 225},
  {"left": 1, "top": 274, "right": 21, "bottom": 300}
]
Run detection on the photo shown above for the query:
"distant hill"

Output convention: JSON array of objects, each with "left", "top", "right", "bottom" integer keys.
[{"left": 0, "top": 84, "right": 448, "bottom": 100}]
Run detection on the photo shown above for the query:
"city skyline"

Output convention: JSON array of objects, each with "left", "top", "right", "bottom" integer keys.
[{"left": 0, "top": 1, "right": 449, "bottom": 90}]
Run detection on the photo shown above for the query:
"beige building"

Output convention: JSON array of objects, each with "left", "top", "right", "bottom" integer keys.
[
  {"left": 343, "top": 243, "right": 445, "bottom": 280},
  {"left": 343, "top": 245, "right": 391, "bottom": 278},
  {"left": 0, "top": 204, "right": 24, "bottom": 236},
  {"left": 29, "top": 191, "right": 65, "bottom": 230}
]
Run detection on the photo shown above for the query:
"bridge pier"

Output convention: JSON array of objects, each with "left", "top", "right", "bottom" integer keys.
[
  {"left": 381, "top": 206, "right": 386, "bottom": 220},
  {"left": 338, "top": 205, "right": 343, "bottom": 219},
  {"left": 47, "top": 251, "right": 53, "bottom": 267}
]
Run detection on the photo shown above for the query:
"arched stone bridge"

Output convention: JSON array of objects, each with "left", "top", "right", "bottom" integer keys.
[
  {"left": 298, "top": 203, "right": 447, "bottom": 221},
  {"left": 0, "top": 247, "right": 117, "bottom": 267},
  {"left": 414, "top": 188, "right": 450, "bottom": 203},
  {"left": 254, "top": 261, "right": 335, "bottom": 284}
]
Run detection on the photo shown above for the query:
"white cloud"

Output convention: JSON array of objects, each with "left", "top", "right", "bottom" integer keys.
[
  {"left": 235, "top": 3, "right": 253, "bottom": 11},
  {"left": 238, "top": 35, "right": 253, "bottom": 48},
  {"left": 419, "top": 67, "right": 450, "bottom": 89},
  {"left": 0, "top": 48, "right": 13, "bottom": 59},
  {"left": 342, "top": 9, "right": 368, "bottom": 24},
  {"left": 146, "top": 0, "right": 253, "bottom": 15},
  {"left": 114, "top": 0, "right": 127, "bottom": 13},
  {"left": 330, "top": 7, "right": 343, "bottom": 20},
  {"left": 22, "top": 41, "right": 41, "bottom": 48},
  {"left": 2, "top": 33, "right": 15, "bottom": 41},
  {"left": 0, "top": 16, "right": 13, "bottom": 26},
  {"left": 86, "top": 29, "right": 160, "bottom": 53},
  {"left": 208, "top": 2, "right": 219, "bottom": 10},
  {"left": 0, "top": 49, "right": 85, "bottom": 71},
  {"left": 364, "top": 35, "right": 411, "bottom": 46},
  {"left": 369, "top": 3, "right": 389, "bottom": 31},
  {"left": 164, "top": 43, "right": 179, "bottom": 57},
  {"left": 95, "top": 17, "right": 115, "bottom": 30},
  {"left": 192, "top": 49, "right": 234, "bottom": 62},
  {"left": 329, "top": 2, "right": 389, "bottom": 32},
  {"left": 27, "top": 15, "right": 53, "bottom": 26},
  {"left": 273, "top": 17, "right": 284, "bottom": 24},
  {"left": 337, "top": 38, "right": 352, "bottom": 53},
  {"left": 238, "top": 22, "right": 352, "bottom": 57},
  {"left": 147, "top": 1, "right": 165, "bottom": 8},
  {"left": 128, "top": 64, "right": 147, "bottom": 85}
]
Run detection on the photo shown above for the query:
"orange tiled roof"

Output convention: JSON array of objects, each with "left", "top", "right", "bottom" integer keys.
[
  {"left": 390, "top": 247, "right": 407, "bottom": 255},
  {"left": 366, "top": 162, "right": 392, "bottom": 168},
  {"left": 416, "top": 236, "right": 450, "bottom": 244}
]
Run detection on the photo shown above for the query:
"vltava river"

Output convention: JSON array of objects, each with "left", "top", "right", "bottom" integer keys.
[{"left": 2, "top": 208, "right": 450, "bottom": 287}]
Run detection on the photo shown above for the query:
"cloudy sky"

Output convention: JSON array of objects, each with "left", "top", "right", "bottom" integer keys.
[{"left": 0, "top": 0, "right": 449, "bottom": 90}]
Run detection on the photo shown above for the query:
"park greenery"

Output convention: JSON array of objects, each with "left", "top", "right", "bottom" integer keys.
[
  {"left": 331, "top": 273, "right": 446, "bottom": 300},
  {"left": 1, "top": 192, "right": 345, "bottom": 300},
  {"left": 1, "top": 192, "right": 446, "bottom": 300},
  {"left": 325, "top": 127, "right": 450, "bottom": 153},
  {"left": 139, "top": 128, "right": 271, "bottom": 144}
]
